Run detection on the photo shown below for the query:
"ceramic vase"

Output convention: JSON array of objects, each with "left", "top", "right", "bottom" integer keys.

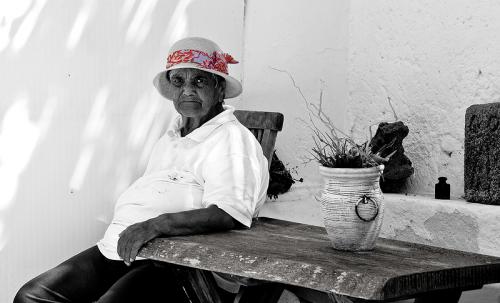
[{"left": 318, "top": 165, "right": 384, "bottom": 251}]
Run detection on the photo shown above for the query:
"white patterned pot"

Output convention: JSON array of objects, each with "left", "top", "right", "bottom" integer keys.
[{"left": 318, "top": 165, "right": 384, "bottom": 251}]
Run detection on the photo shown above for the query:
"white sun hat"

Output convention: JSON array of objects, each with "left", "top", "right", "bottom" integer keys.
[{"left": 153, "top": 37, "right": 243, "bottom": 100}]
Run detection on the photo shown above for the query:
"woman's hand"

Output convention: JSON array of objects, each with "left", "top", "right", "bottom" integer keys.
[
  {"left": 117, "top": 205, "right": 238, "bottom": 265},
  {"left": 117, "top": 219, "right": 160, "bottom": 266}
]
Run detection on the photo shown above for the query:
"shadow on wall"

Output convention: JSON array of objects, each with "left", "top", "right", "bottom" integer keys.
[{"left": 0, "top": 0, "right": 198, "bottom": 300}]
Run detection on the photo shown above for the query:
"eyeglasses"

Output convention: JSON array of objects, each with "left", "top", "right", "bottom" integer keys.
[{"left": 168, "top": 73, "right": 220, "bottom": 89}]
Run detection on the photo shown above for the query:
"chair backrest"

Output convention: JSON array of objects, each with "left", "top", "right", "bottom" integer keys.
[{"left": 234, "top": 110, "right": 284, "bottom": 169}]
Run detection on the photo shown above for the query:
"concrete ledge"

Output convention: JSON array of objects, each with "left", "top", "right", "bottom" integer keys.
[{"left": 260, "top": 183, "right": 500, "bottom": 257}]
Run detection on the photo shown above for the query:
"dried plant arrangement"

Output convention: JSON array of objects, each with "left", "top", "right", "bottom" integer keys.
[
  {"left": 305, "top": 99, "right": 396, "bottom": 168},
  {"left": 271, "top": 67, "right": 396, "bottom": 169}
]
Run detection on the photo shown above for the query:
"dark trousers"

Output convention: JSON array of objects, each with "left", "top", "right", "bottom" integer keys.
[{"left": 14, "top": 246, "right": 190, "bottom": 303}]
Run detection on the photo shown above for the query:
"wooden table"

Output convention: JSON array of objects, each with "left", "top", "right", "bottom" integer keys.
[{"left": 139, "top": 217, "right": 500, "bottom": 302}]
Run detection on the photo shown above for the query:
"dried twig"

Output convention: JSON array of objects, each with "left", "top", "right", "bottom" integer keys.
[
  {"left": 387, "top": 97, "right": 398, "bottom": 121},
  {"left": 271, "top": 67, "right": 397, "bottom": 168}
]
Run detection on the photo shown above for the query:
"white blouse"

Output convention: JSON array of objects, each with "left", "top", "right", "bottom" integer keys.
[{"left": 97, "top": 105, "right": 269, "bottom": 260}]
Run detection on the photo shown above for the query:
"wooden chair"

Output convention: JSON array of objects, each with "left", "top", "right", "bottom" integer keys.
[
  {"left": 180, "top": 110, "right": 285, "bottom": 303},
  {"left": 234, "top": 110, "right": 284, "bottom": 168}
]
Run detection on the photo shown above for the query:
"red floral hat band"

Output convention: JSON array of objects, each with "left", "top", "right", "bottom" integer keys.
[
  {"left": 166, "top": 49, "right": 238, "bottom": 75},
  {"left": 154, "top": 37, "right": 242, "bottom": 99}
]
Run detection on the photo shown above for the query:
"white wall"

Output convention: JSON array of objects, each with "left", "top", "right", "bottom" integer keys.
[
  {"left": 241, "top": 0, "right": 350, "bottom": 186},
  {"left": 0, "top": 0, "right": 243, "bottom": 301},
  {"left": 347, "top": 0, "right": 500, "bottom": 197}
]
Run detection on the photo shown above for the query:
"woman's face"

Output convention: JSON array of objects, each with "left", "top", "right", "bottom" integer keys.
[{"left": 168, "top": 68, "right": 224, "bottom": 120}]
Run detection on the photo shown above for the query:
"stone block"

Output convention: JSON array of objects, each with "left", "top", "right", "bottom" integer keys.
[{"left": 465, "top": 102, "right": 500, "bottom": 205}]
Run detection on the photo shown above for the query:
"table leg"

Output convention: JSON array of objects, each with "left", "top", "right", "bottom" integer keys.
[
  {"left": 327, "top": 293, "right": 367, "bottom": 303},
  {"left": 178, "top": 268, "right": 224, "bottom": 303},
  {"left": 413, "top": 289, "right": 462, "bottom": 303}
]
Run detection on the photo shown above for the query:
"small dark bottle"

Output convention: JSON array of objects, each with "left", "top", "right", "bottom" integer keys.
[{"left": 435, "top": 177, "right": 450, "bottom": 199}]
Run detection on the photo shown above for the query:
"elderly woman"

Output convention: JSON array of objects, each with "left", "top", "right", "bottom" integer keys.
[{"left": 15, "top": 37, "right": 269, "bottom": 303}]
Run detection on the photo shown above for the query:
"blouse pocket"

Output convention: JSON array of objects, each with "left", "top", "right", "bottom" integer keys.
[
  {"left": 151, "top": 181, "right": 170, "bottom": 194},
  {"left": 149, "top": 180, "right": 204, "bottom": 211}
]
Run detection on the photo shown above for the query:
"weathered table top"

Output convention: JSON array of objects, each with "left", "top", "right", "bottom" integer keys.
[{"left": 139, "top": 217, "right": 500, "bottom": 301}]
